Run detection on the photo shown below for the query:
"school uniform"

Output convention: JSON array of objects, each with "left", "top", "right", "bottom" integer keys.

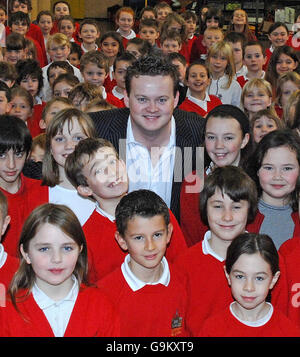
[
  {"left": 179, "top": 41, "right": 191, "bottom": 64},
  {"left": 1, "top": 174, "right": 44, "bottom": 257},
  {"left": 103, "top": 65, "right": 117, "bottom": 93},
  {"left": 189, "top": 35, "right": 207, "bottom": 63},
  {"left": 97, "top": 255, "right": 189, "bottom": 337},
  {"left": 199, "top": 303, "right": 300, "bottom": 337},
  {"left": 106, "top": 87, "right": 126, "bottom": 108},
  {"left": 27, "top": 183, "right": 96, "bottom": 227},
  {"left": 174, "top": 231, "right": 234, "bottom": 336},
  {"left": 208, "top": 74, "right": 242, "bottom": 107},
  {"left": 179, "top": 170, "right": 208, "bottom": 247},
  {"left": 27, "top": 98, "right": 46, "bottom": 138},
  {"left": 236, "top": 70, "right": 265, "bottom": 88},
  {"left": 0, "top": 278, "right": 120, "bottom": 337},
  {"left": 0, "top": 244, "right": 19, "bottom": 289},
  {"left": 51, "top": 21, "right": 81, "bottom": 43},
  {"left": 83, "top": 203, "right": 188, "bottom": 283},
  {"left": 279, "top": 237, "right": 300, "bottom": 327},
  {"left": 179, "top": 90, "right": 222, "bottom": 117},
  {"left": 116, "top": 28, "right": 136, "bottom": 49},
  {"left": 186, "top": 34, "right": 198, "bottom": 63},
  {"left": 80, "top": 43, "right": 99, "bottom": 53},
  {"left": 246, "top": 204, "right": 300, "bottom": 249}
]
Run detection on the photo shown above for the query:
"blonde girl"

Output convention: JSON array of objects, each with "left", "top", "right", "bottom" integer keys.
[
  {"left": 206, "top": 41, "right": 242, "bottom": 107},
  {"left": 29, "top": 108, "right": 97, "bottom": 225},
  {"left": 241, "top": 78, "right": 275, "bottom": 120},
  {"left": 1, "top": 203, "right": 120, "bottom": 337},
  {"left": 275, "top": 71, "right": 300, "bottom": 118}
]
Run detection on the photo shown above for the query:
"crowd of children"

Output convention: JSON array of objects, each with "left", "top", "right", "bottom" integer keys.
[{"left": 0, "top": 0, "right": 299, "bottom": 338}]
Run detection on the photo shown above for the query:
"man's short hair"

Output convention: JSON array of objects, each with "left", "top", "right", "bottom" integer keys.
[
  {"left": 125, "top": 55, "right": 179, "bottom": 97},
  {"left": 115, "top": 189, "right": 170, "bottom": 237}
]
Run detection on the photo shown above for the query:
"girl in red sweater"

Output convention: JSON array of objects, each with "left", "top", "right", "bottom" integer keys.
[
  {"left": 200, "top": 233, "right": 300, "bottom": 337},
  {"left": 180, "top": 104, "right": 252, "bottom": 246},
  {"left": 175, "top": 166, "right": 258, "bottom": 336},
  {"left": 245, "top": 129, "right": 300, "bottom": 249},
  {"left": 179, "top": 60, "right": 222, "bottom": 117},
  {"left": 0, "top": 203, "right": 119, "bottom": 337}
]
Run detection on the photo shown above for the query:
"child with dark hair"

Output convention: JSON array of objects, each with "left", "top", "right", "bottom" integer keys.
[
  {"left": 200, "top": 233, "right": 300, "bottom": 337},
  {"left": 0, "top": 61, "right": 18, "bottom": 88},
  {"left": 0, "top": 114, "right": 44, "bottom": 257},
  {"left": 106, "top": 52, "right": 136, "bottom": 108},
  {"left": 175, "top": 165, "right": 258, "bottom": 336},
  {"left": 4, "top": 32, "right": 26, "bottom": 65},
  {"left": 0, "top": 81, "right": 12, "bottom": 115},
  {"left": 65, "top": 138, "right": 187, "bottom": 283},
  {"left": 36, "top": 10, "right": 54, "bottom": 64},
  {"left": 8, "top": 11, "right": 46, "bottom": 67},
  {"left": 69, "top": 41, "right": 82, "bottom": 68},
  {"left": 245, "top": 129, "right": 300, "bottom": 249},
  {"left": 52, "top": 72, "right": 79, "bottom": 98},
  {"left": 97, "top": 189, "right": 189, "bottom": 337},
  {"left": 78, "top": 18, "right": 101, "bottom": 53},
  {"left": 126, "top": 37, "right": 152, "bottom": 59}
]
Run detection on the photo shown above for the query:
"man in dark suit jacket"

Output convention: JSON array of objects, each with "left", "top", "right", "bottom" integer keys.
[{"left": 89, "top": 55, "right": 205, "bottom": 223}]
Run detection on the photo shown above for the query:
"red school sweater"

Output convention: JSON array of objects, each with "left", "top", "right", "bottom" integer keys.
[
  {"left": 106, "top": 91, "right": 126, "bottom": 108},
  {"left": 174, "top": 240, "right": 234, "bottom": 336},
  {"left": 180, "top": 170, "right": 208, "bottom": 247},
  {"left": 97, "top": 263, "right": 189, "bottom": 337},
  {"left": 179, "top": 95, "right": 222, "bottom": 117},
  {"left": 83, "top": 208, "right": 188, "bottom": 283},
  {"left": 199, "top": 305, "right": 300, "bottom": 337},
  {"left": 1, "top": 175, "right": 47, "bottom": 257},
  {"left": 0, "top": 254, "right": 19, "bottom": 289},
  {"left": 0, "top": 285, "right": 120, "bottom": 337},
  {"left": 279, "top": 237, "right": 300, "bottom": 327}
]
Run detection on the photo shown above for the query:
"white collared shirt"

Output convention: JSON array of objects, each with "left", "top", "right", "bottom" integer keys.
[
  {"left": 32, "top": 275, "right": 79, "bottom": 337},
  {"left": 235, "top": 64, "right": 248, "bottom": 78},
  {"left": 116, "top": 28, "right": 136, "bottom": 40},
  {"left": 202, "top": 230, "right": 224, "bottom": 262},
  {"left": 121, "top": 254, "right": 170, "bottom": 291},
  {"left": 186, "top": 88, "right": 210, "bottom": 112},
  {"left": 112, "top": 86, "right": 124, "bottom": 100},
  {"left": 95, "top": 201, "right": 115, "bottom": 222},
  {"left": 230, "top": 302, "right": 274, "bottom": 327},
  {"left": 0, "top": 243, "right": 7, "bottom": 269},
  {"left": 81, "top": 43, "right": 99, "bottom": 53},
  {"left": 126, "top": 116, "right": 176, "bottom": 208}
]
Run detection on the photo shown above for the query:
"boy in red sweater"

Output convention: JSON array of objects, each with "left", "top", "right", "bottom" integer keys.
[
  {"left": 106, "top": 52, "right": 136, "bottom": 109},
  {"left": 0, "top": 191, "right": 19, "bottom": 290},
  {"left": 65, "top": 138, "right": 188, "bottom": 283},
  {"left": 97, "top": 189, "right": 189, "bottom": 337},
  {"left": 0, "top": 115, "right": 43, "bottom": 257},
  {"left": 175, "top": 165, "right": 258, "bottom": 336}
]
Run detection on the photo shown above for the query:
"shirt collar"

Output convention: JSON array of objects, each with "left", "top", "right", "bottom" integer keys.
[
  {"left": 186, "top": 88, "right": 210, "bottom": 103},
  {"left": 95, "top": 202, "right": 115, "bottom": 222},
  {"left": 202, "top": 230, "right": 224, "bottom": 262},
  {"left": 32, "top": 275, "right": 78, "bottom": 310},
  {"left": 112, "top": 86, "right": 124, "bottom": 100},
  {"left": 121, "top": 254, "right": 170, "bottom": 291},
  {"left": 0, "top": 243, "right": 7, "bottom": 269}
]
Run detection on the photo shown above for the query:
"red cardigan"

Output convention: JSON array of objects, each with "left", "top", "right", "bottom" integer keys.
[
  {"left": 199, "top": 305, "right": 300, "bottom": 337},
  {"left": 179, "top": 95, "right": 222, "bottom": 117},
  {"left": 174, "top": 240, "right": 234, "bottom": 336},
  {"left": 97, "top": 263, "right": 189, "bottom": 337},
  {"left": 279, "top": 237, "right": 300, "bottom": 327},
  {"left": 1, "top": 175, "right": 46, "bottom": 257},
  {"left": 83, "top": 208, "right": 188, "bottom": 283},
  {"left": 106, "top": 91, "right": 126, "bottom": 108},
  {"left": 0, "top": 285, "right": 120, "bottom": 337},
  {"left": 246, "top": 210, "right": 300, "bottom": 238},
  {"left": 0, "top": 254, "right": 19, "bottom": 289}
]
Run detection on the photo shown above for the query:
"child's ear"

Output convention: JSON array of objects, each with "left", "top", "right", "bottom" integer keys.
[
  {"left": 166, "top": 222, "right": 173, "bottom": 245},
  {"left": 1, "top": 215, "right": 10, "bottom": 237},
  {"left": 77, "top": 185, "right": 93, "bottom": 197},
  {"left": 270, "top": 271, "right": 280, "bottom": 290},
  {"left": 39, "top": 119, "right": 46, "bottom": 130},
  {"left": 20, "top": 244, "right": 31, "bottom": 264},
  {"left": 224, "top": 265, "right": 231, "bottom": 286},
  {"left": 241, "top": 133, "right": 250, "bottom": 149},
  {"left": 123, "top": 90, "right": 130, "bottom": 108},
  {"left": 115, "top": 231, "right": 128, "bottom": 251}
]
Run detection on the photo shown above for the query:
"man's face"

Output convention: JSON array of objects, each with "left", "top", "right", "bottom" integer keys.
[{"left": 124, "top": 75, "right": 178, "bottom": 138}]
